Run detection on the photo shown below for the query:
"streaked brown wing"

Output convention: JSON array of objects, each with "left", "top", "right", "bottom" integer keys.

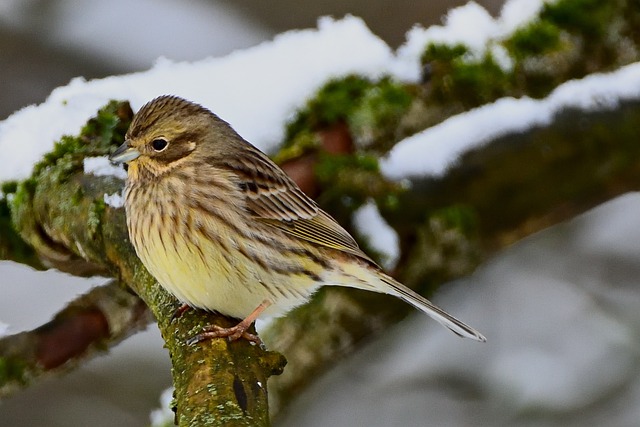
[
  {"left": 222, "top": 144, "right": 375, "bottom": 263},
  {"left": 259, "top": 211, "right": 375, "bottom": 263}
]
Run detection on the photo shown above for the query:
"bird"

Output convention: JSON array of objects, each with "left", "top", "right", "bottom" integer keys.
[{"left": 109, "top": 95, "right": 486, "bottom": 343}]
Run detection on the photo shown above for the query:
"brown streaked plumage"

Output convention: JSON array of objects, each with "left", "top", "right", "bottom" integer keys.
[{"left": 110, "top": 95, "right": 486, "bottom": 343}]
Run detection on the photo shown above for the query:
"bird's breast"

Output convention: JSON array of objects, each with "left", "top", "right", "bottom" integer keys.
[{"left": 124, "top": 178, "right": 322, "bottom": 318}]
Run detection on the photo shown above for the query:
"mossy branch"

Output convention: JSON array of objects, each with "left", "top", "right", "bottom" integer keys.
[
  {"left": 4, "top": 101, "right": 285, "bottom": 426},
  {"left": 263, "top": 0, "right": 640, "bottom": 406},
  {"left": 0, "top": 282, "right": 151, "bottom": 398},
  {"left": 265, "top": 97, "right": 640, "bottom": 415}
]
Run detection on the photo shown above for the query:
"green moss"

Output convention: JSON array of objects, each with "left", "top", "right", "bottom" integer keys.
[
  {"left": 0, "top": 181, "right": 18, "bottom": 219},
  {"left": 0, "top": 197, "right": 9, "bottom": 221},
  {"left": 505, "top": 20, "right": 562, "bottom": 59},
  {"left": 429, "top": 204, "right": 479, "bottom": 237},
  {"left": 451, "top": 54, "right": 511, "bottom": 105},
  {"left": 315, "top": 152, "right": 381, "bottom": 207},
  {"left": 417, "top": 0, "right": 637, "bottom": 108},
  {"left": 0, "top": 356, "right": 29, "bottom": 386},
  {"left": 4, "top": 100, "right": 132, "bottom": 269},
  {"left": 1, "top": 181, "right": 18, "bottom": 195},
  {"left": 11, "top": 179, "right": 33, "bottom": 213},
  {"left": 33, "top": 135, "right": 81, "bottom": 178},
  {"left": 0, "top": 181, "right": 40, "bottom": 266},
  {"left": 315, "top": 153, "right": 375, "bottom": 216},
  {"left": 10, "top": 178, "right": 37, "bottom": 228},
  {"left": 87, "top": 198, "right": 106, "bottom": 240},
  {"left": 285, "top": 75, "right": 372, "bottom": 142},
  {"left": 272, "top": 130, "right": 319, "bottom": 165},
  {"left": 10, "top": 100, "right": 131, "bottom": 217},
  {"left": 541, "top": 0, "right": 618, "bottom": 38},
  {"left": 81, "top": 107, "right": 121, "bottom": 146},
  {"left": 349, "top": 78, "right": 413, "bottom": 150},
  {"left": 423, "top": 43, "right": 511, "bottom": 107},
  {"left": 315, "top": 152, "right": 379, "bottom": 182},
  {"left": 278, "top": 76, "right": 416, "bottom": 243},
  {"left": 283, "top": 75, "right": 416, "bottom": 153},
  {"left": 281, "top": 75, "right": 374, "bottom": 160},
  {"left": 421, "top": 43, "right": 469, "bottom": 64},
  {"left": 31, "top": 100, "right": 132, "bottom": 180},
  {"left": 314, "top": 152, "right": 403, "bottom": 228},
  {"left": 70, "top": 187, "right": 84, "bottom": 205}
]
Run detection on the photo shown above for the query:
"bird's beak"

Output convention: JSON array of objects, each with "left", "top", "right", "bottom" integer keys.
[{"left": 109, "top": 140, "right": 140, "bottom": 164}]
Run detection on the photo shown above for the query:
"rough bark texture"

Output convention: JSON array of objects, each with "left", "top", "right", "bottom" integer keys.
[
  {"left": 2, "top": 102, "right": 286, "bottom": 426},
  {"left": 0, "top": 282, "right": 151, "bottom": 398},
  {"left": 3, "top": 78, "right": 640, "bottom": 425},
  {"left": 265, "top": 99, "right": 640, "bottom": 413}
]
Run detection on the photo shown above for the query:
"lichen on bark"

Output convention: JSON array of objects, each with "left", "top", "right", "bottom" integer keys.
[{"left": 4, "top": 100, "right": 286, "bottom": 426}]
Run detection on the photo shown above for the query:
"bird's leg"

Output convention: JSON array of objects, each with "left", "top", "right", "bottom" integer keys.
[
  {"left": 170, "top": 303, "right": 192, "bottom": 322},
  {"left": 187, "top": 300, "right": 272, "bottom": 345}
]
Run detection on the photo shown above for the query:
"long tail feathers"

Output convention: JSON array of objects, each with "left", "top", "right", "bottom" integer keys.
[{"left": 380, "top": 274, "right": 486, "bottom": 342}]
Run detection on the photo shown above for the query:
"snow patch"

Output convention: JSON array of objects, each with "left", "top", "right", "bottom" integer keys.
[
  {"left": 104, "top": 192, "right": 125, "bottom": 209},
  {"left": 381, "top": 62, "right": 640, "bottom": 179},
  {"left": 353, "top": 200, "right": 400, "bottom": 270},
  {"left": 391, "top": 0, "right": 547, "bottom": 81},
  {"left": 0, "top": 321, "right": 8, "bottom": 337},
  {"left": 0, "top": 16, "right": 392, "bottom": 182},
  {"left": 83, "top": 156, "right": 128, "bottom": 180}
]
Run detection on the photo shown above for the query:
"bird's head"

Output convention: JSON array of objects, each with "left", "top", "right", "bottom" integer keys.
[{"left": 109, "top": 95, "right": 233, "bottom": 181}]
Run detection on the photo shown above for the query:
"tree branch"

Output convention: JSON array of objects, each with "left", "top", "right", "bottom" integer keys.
[
  {"left": 4, "top": 97, "right": 639, "bottom": 422},
  {"left": 265, "top": 98, "right": 640, "bottom": 415},
  {"left": 0, "top": 281, "right": 151, "bottom": 398},
  {"left": 5, "top": 102, "right": 286, "bottom": 426}
]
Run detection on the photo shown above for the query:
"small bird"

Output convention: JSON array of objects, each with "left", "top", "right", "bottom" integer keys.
[{"left": 110, "top": 95, "right": 486, "bottom": 343}]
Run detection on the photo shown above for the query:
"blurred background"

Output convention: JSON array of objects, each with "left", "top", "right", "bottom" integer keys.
[
  {"left": 0, "top": 0, "right": 502, "bottom": 119},
  {"left": 3, "top": 1, "right": 640, "bottom": 426}
]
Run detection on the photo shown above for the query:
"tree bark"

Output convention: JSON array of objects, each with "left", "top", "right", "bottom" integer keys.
[
  {"left": 265, "top": 98, "right": 640, "bottom": 414},
  {"left": 0, "top": 282, "right": 151, "bottom": 398},
  {"left": 3, "top": 102, "right": 286, "bottom": 426},
  {"left": 2, "top": 95, "right": 640, "bottom": 423}
]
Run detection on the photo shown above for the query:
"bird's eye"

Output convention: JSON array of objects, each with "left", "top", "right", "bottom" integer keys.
[{"left": 151, "top": 138, "right": 169, "bottom": 152}]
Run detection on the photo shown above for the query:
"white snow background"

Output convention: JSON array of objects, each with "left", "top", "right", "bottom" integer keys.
[{"left": 2, "top": 0, "right": 640, "bottom": 426}]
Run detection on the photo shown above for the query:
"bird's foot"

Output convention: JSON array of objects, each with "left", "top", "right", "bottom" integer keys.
[
  {"left": 186, "top": 299, "right": 272, "bottom": 346},
  {"left": 170, "top": 303, "right": 192, "bottom": 323},
  {"left": 187, "top": 323, "right": 261, "bottom": 345}
]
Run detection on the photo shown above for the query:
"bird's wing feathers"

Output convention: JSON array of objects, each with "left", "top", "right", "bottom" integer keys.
[
  {"left": 222, "top": 146, "right": 374, "bottom": 263},
  {"left": 260, "top": 212, "right": 375, "bottom": 263}
]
